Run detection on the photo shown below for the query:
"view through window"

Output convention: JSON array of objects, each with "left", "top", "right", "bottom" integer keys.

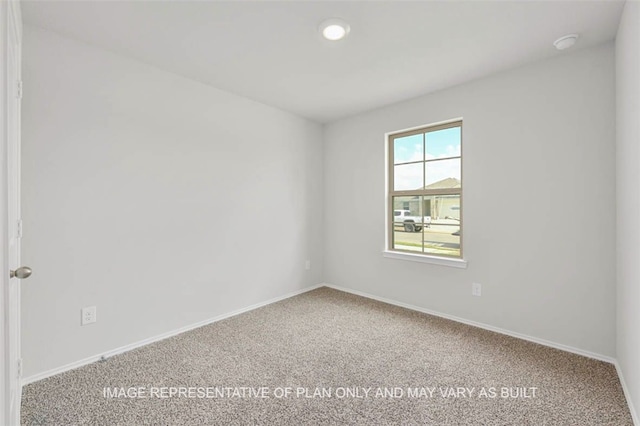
[{"left": 388, "top": 121, "right": 462, "bottom": 258}]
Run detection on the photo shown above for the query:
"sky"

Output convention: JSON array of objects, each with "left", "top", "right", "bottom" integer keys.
[{"left": 393, "top": 127, "right": 461, "bottom": 190}]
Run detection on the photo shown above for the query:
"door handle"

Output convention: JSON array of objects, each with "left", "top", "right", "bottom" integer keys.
[{"left": 10, "top": 266, "right": 32, "bottom": 279}]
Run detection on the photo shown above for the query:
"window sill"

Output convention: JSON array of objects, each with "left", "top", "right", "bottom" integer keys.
[{"left": 382, "top": 250, "right": 468, "bottom": 269}]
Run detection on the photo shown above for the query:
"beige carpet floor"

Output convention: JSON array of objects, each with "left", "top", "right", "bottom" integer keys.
[{"left": 21, "top": 287, "right": 632, "bottom": 425}]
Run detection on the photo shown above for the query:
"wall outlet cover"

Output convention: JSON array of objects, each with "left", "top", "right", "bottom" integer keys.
[
  {"left": 472, "top": 283, "right": 482, "bottom": 297},
  {"left": 81, "top": 306, "right": 97, "bottom": 325}
]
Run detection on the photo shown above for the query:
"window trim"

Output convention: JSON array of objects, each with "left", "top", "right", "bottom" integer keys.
[
  {"left": 386, "top": 119, "right": 464, "bottom": 262},
  {"left": 382, "top": 250, "right": 468, "bottom": 268}
]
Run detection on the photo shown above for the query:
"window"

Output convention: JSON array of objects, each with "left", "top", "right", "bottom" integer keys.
[{"left": 388, "top": 120, "right": 462, "bottom": 259}]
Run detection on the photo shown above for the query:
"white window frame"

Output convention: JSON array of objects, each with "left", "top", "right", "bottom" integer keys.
[{"left": 384, "top": 118, "right": 467, "bottom": 268}]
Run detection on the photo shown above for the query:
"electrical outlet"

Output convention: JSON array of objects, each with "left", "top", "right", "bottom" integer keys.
[
  {"left": 81, "top": 306, "right": 97, "bottom": 325},
  {"left": 472, "top": 282, "right": 482, "bottom": 297},
  {"left": 305, "top": 260, "right": 311, "bottom": 270}
]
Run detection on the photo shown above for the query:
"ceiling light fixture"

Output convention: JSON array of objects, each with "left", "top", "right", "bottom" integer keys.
[
  {"left": 319, "top": 18, "right": 350, "bottom": 41},
  {"left": 553, "top": 34, "right": 579, "bottom": 50}
]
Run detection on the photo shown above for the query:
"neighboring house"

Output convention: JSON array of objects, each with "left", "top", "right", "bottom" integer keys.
[{"left": 393, "top": 177, "right": 461, "bottom": 220}]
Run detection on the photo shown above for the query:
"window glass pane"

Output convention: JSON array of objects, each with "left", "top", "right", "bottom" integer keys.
[
  {"left": 425, "top": 158, "right": 460, "bottom": 187},
  {"left": 389, "top": 122, "right": 462, "bottom": 259},
  {"left": 426, "top": 127, "right": 461, "bottom": 160},
  {"left": 423, "top": 195, "right": 460, "bottom": 257},
  {"left": 392, "top": 196, "right": 425, "bottom": 253},
  {"left": 394, "top": 163, "right": 423, "bottom": 191},
  {"left": 393, "top": 134, "right": 423, "bottom": 164}
]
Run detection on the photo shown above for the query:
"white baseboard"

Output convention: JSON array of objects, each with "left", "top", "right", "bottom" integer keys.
[
  {"left": 323, "top": 283, "right": 616, "bottom": 364},
  {"left": 615, "top": 361, "right": 640, "bottom": 426},
  {"left": 22, "top": 284, "right": 323, "bottom": 386}
]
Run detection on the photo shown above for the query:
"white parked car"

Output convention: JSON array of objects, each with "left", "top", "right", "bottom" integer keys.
[{"left": 393, "top": 210, "right": 431, "bottom": 232}]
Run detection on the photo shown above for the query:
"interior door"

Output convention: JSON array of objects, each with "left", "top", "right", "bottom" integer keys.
[{"left": 4, "top": 1, "right": 23, "bottom": 424}]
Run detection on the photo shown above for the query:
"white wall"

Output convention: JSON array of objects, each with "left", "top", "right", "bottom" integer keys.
[
  {"left": 324, "top": 44, "right": 616, "bottom": 358},
  {"left": 616, "top": 0, "right": 640, "bottom": 422},
  {"left": 21, "top": 26, "right": 323, "bottom": 378}
]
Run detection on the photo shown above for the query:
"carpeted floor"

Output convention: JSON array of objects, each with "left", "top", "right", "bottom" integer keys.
[{"left": 21, "top": 287, "right": 632, "bottom": 425}]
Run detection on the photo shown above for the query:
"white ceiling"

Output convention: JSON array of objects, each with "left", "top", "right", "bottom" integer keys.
[{"left": 22, "top": 0, "right": 625, "bottom": 123}]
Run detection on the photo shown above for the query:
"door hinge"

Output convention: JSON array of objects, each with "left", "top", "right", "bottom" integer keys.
[
  {"left": 16, "top": 219, "right": 22, "bottom": 239},
  {"left": 17, "top": 358, "right": 22, "bottom": 378},
  {"left": 17, "top": 80, "right": 22, "bottom": 100}
]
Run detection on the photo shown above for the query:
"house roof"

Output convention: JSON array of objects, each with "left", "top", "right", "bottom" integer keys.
[{"left": 425, "top": 177, "right": 461, "bottom": 190}]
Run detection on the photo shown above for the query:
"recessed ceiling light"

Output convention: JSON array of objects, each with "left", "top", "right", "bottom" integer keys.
[
  {"left": 319, "top": 18, "right": 350, "bottom": 41},
  {"left": 553, "top": 34, "right": 579, "bottom": 50}
]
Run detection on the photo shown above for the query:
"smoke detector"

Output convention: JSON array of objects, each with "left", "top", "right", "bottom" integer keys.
[{"left": 553, "top": 34, "right": 579, "bottom": 50}]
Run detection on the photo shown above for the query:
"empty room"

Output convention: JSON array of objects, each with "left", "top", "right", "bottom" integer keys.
[{"left": 1, "top": 0, "right": 639, "bottom": 424}]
